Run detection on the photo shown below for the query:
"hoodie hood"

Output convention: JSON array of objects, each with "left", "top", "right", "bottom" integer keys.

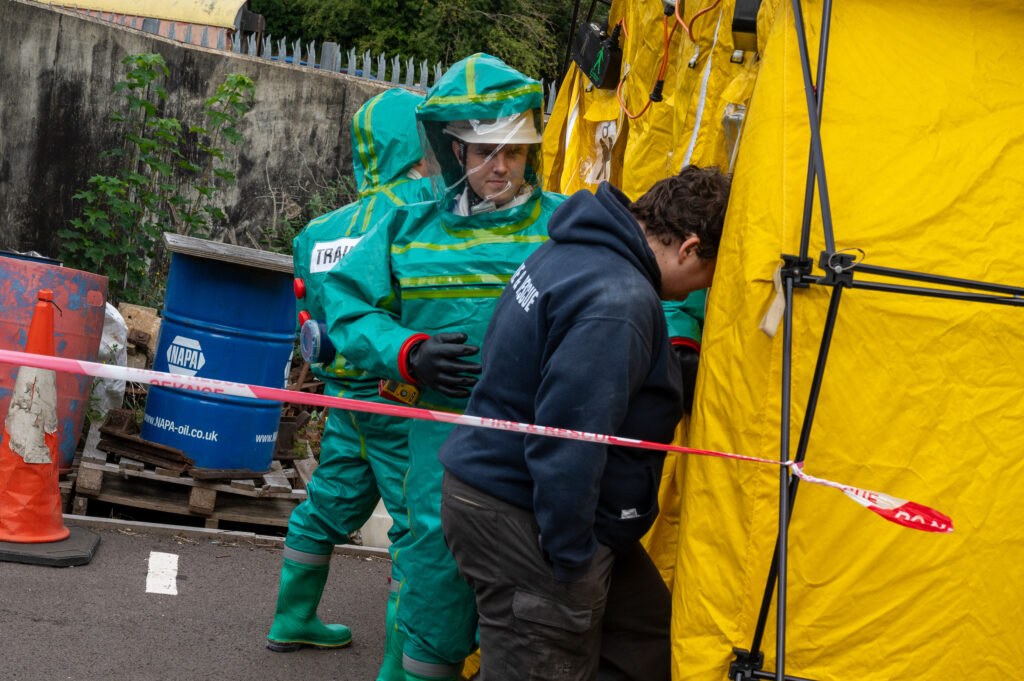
[
  {"left": 548, "top": 183, "right": 662, "bottom": 293},
  {"left": 352, "top": 88, "right": 425, "bottom": 196}
]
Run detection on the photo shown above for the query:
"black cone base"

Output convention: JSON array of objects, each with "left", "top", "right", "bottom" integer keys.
[{"left": 0, "top": 526, "right": 100, "bottom": 567}]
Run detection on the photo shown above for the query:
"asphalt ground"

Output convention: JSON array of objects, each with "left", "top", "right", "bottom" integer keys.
[{"left": 0, "top": 516, "right": 392, "bottom": 681}]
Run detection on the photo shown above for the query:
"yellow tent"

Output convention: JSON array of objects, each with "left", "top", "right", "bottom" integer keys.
[
  {"left": 544, "top": 0, "right": 764, "bottom": 200},
  {"left": 545, "top": 1, "right": 1024, "bottom": 679}
]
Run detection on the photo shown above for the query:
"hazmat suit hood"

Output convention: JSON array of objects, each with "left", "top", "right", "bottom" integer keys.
[
  {"left": 352, "top": 88, "right": 426, "bottom": 198},
  {"left": 292, "top": 87, "right": 433, "bottom": 387},
  {"left": 416, "top": 53, "right": 546, "bottom": 212}
]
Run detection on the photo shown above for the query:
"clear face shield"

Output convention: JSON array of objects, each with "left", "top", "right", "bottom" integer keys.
[{"left": 419, "top": 110, "right": 545, "bottom": 215}]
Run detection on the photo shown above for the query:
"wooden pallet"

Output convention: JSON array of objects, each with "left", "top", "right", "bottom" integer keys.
[
  {"left": 72, "top": 449, "right": 315, "bottom": 530},
  {"left": 72, "top": 473, "right": 305, "bottom": 529}
]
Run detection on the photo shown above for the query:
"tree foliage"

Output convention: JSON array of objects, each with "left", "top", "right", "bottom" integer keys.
[{"left": 251, "top": 0, "right": 578, "bottom": 82}]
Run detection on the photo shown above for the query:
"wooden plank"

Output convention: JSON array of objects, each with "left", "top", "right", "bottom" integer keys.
[
  {"left": 164, "top": 232, "right": 293, "bottom": 274},
  {"left": 294, "top": 454, "right": 318, "bottom": 490},
  {"left": 98, "top": 431, "right": 194, "bottom": 464},
  {"left": 262, "top": 459, "right": 291, "bottom": 494},
  {"left": 75, "top": 465, "right": 105, "bottom": 496},
  {"left": 86, "top": 475, "right": 194, "bottom": 515},
  {"left": 76, "top": 461, "right": 306, "bottom": 501},
  {"left": 230, "top": 479, "right": 257, "bottom": 492},
  {"left": 100, "top": 440, "right": 191, "bottom": 472},
  {"left": 81, "top": 424, "right": 107, "bottom": 464},
  {"left": 101, "top": 408, "right": 139, "bottom": 435},
  {"left": 274, "top": 419, "right": 299, "bottom": 458},
  {"left": 261, "top": 472, "right": 292, "bottom": 494},
  {"left": 188, "top": 487, "right": 218, "bottom": 515},
  {"left": 59, "top": 479, "right": 73, "bottom": 513},
  {"left": 209, "top": 494, "right": 299, "bottom": 527},
  {"left": 119, "top": 457, "right": 145, "bottom": 472},
  {"left": 293, "top": 363, "right": 310, "bottom": 391},
  {"left": 190, "top": 467, "right": 268, "bottom": 481}
]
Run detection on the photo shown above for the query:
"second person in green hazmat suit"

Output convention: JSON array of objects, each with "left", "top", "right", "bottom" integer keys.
[
  {"left": 664, "top": 291, "right": 707, "bottom": 412},
  {"left": 322, "top": 54, "right": 568, "bottom": 680},
  {"left": 267, "top": 88, "right": 434, "bottom": 681}
]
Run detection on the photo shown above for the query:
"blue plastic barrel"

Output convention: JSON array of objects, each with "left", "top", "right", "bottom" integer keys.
[{"left": 141, "top": 235, "right": 295, "bottom": 471}]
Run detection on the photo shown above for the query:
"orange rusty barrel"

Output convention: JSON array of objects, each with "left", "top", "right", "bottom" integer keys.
[{"left": 0, "top": 252, "right": 108, "bottom": 474}]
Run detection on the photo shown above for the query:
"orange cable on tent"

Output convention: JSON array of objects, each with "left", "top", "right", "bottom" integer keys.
[
  {"left": 616, "top": 13, "right": 678, "bottom": 120},
  {"left": 674, "top": 0, "right": 722, "bottom": 42}
]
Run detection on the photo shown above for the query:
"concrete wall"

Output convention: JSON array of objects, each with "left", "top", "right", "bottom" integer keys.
[{"left": 0, "top": 0, "right": 394, "bottom": 257}]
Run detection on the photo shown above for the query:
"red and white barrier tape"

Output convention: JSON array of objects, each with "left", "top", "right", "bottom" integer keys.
[{"left": 0, "top": 348, "right": 952, "bottom": 533}]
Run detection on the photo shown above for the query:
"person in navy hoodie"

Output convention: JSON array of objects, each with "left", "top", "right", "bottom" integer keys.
[{"left": 438, "top": 165, "right": 731, "bottom": 681}]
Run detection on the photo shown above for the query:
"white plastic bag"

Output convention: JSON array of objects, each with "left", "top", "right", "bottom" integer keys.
[{"left": 89, "top": 302, "right": 128, "bottom": 419}]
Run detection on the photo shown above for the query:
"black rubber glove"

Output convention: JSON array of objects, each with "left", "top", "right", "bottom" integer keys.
[
  {"left": 406, "top": 332, "right": 482, "bottom": 398},
  {"left": 673, "top": 344, "right": 700, "bottom": 414}
]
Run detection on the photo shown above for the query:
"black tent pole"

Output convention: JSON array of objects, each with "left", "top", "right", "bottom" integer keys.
[
  {"left": 792, "top": 0, "right": 836, "bottom": 254},
  {"left": 853, "top": 263, "right": 1024, "bottom": 297},
  {"left": 743, "top": 0, "right": 836, "bottom": 666},
  {"left": 558, "top": 0, "right": 586, "bottom": 87},
  {"left": 744, "top": 280, "right": 845, "bottom": 679},
  {"left": 798, "top": 0, "right": 833, "bottom": 260},
  {"left": 849, "top": 280, "right": 1024, "bottom": 307},
  {"left": 775, "top": 271, "right": 795, "bottom": 681}
]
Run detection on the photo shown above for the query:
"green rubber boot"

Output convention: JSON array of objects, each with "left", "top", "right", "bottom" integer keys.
[
  {"left": 266, "top": 555, "right": 353, "bottom": 652},
  {"left": 376, "top": 586, "right": 407, "bottom": 681}
]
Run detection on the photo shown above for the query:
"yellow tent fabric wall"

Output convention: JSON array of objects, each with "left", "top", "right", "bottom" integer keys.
[
  {"left": 544, "top": 0, "right": 763, "bottom": 200},
  {"left": 677, "top": 1, "right": 1024, "bottom": 679}
]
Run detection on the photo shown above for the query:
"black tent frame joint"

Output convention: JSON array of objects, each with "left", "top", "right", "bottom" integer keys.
[
  {"left": 780, "top": 254, "right": 814, "bottom": 289},
  {"left": 730, "top": 648, "right": 821, "bottom": 681},
  {"left": 816, "top": 250, "right": 856, "bottom": 287},
  {"left": 729, "top": 647, "right": 764, "bottom": 680}
]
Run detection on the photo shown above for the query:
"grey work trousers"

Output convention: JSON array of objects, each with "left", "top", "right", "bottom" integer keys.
[{"left": 440, "top": 471, "right": 671, "bottom": 681}]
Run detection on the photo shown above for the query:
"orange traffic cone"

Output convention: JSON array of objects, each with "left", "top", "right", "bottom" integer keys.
[{"left": 0, "top": 289, "right": 69, "bottom": 543}]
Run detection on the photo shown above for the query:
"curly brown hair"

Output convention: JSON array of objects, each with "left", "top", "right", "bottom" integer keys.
[{"left": 628, "top": 165, "right": 731, "bottom": 260}]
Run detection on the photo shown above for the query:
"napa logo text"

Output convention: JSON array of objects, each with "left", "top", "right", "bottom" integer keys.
[{"left": 166, "top": 336, "right": 206, "bottom": 376}]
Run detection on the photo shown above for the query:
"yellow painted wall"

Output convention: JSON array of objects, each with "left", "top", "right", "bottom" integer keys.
[{"left": 36, "top": 0, "right": 246, "bottom": 29}]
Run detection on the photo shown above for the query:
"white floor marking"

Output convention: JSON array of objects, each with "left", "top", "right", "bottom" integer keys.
[{"left": 146, "top": 551, "right": 179, "bottom": 595}]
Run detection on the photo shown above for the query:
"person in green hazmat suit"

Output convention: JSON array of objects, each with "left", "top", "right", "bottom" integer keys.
[
  {"left": 664, "top": 290, "right": 707, "bottom": 413},
  {"left": 321, "top": 54, "right": 568, "bottom": 681},
  {"left": 267, "top": 88, "right": 435, "bottom": 681}
]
